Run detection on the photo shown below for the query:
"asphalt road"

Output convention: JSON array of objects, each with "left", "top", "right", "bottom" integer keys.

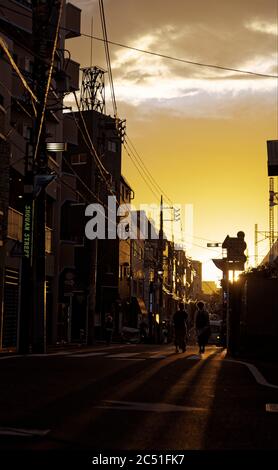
[{"left": 0, "top": 343, "right": 278, "bottom": 456}]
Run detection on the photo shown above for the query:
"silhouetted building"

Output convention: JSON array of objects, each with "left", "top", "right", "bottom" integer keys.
[{"left": 0, "top": 1, "right": 80, "bottom": 349}]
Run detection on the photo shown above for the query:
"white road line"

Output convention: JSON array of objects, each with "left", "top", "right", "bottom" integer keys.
[
  {"left": 69, "top": 352, "right": 107, "bottom": 358},
  {"left": 0, "top": 355, "right": 24, "bottom": 360},
  {"left": 106, "top": 353, "right": 141, "bottom": 358},
  {"left": 0, "top": 427, "right": 50, "bottom": 437},
  {"left": 113, "top": 358, "right": 146, "bottom": 362},
  {"left": 226, "top": 359, "right": 278, "bottom": 389},
  {"left": 97, "top": 400, "right": 206, "bottom": 413},
  {"left": 46, "top": 352, "right": 73, "bottom": 356},
  {"left": 149, "top": 355, "right": 167, "bottom": 359}
]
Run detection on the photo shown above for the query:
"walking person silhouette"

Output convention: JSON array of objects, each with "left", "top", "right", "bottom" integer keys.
[
  {"left": 173, "top": 303, "right": 188, "bottom": 353},
  {"left": 104, "top": 314, "right": 114, "bottom": 346},
  {"left": 195, "top": 301, "right": 211, "bottom": 354}
]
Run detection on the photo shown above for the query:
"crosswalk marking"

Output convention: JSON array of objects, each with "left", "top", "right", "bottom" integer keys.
[
  {"left": 149, "top": 355, "right": 167, "bottom": 359},
  {"left": 187, "top": 354, "right": 201, "bottom": 360},
  {"left": 113, "top": 358, "right": 146, "bottom": 362},
  {"left": 0, "top": 346, "right": 218, "bottom": 362},
  {"left": 70, "top": 352, "right": 107, "bottom": 358},
  {"left": 0, "top": 427, "right": 50, "bottom": 437},
  {"left": 106, "top": 352, "right": 141, "bottom": 358},
  {"left": 97, "top": 400, "right": 207, "bottom": 413}
]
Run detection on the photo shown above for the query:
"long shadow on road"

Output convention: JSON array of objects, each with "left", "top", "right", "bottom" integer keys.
[
  {"left": 202, "top": 356, "right": 278, "bottom": 450},
  {"left": 42, "top": 348, "right": 223, "bottom": 450}
]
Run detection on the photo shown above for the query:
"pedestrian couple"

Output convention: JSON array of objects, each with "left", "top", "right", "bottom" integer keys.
[{"left": 173, "top": 301, "right": 210, "bottom": 354}]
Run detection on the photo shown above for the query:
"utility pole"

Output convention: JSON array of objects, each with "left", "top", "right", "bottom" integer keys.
[
  {"left": 19, "top": 0, "right": 53, "bottom": 354},
  {"left": 254, "top": 224, "right": 258, "bottom": 267},
  {"left": 18, "top": 142, "right": 34, "bottom": 354},
  {"left": 30, "top": 1, "right": 48, "bottom": 353},
  {"left": 80, "top": 67, "right": 106, "bottom": 344},
  {"left": 158, "top": 196, "right": 164, "bottom": 335},
  {"left": 32, "top": 1, "right": 61, "bottom": 353}
]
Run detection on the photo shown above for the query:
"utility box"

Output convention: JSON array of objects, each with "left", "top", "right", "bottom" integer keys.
[{"left": 267, "top": 140, "right": 278, "bottom": 176}]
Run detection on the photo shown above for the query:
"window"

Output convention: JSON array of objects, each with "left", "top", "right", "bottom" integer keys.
[
  {"left": 108, "top": 140, "right": 117, "bottom": 153},
  {"left": 23, "top": 125, "right": 32, "bottom": 140},
  {"left": 119, "top": 264, "right": 130, "bottom": 280},
  {"left": 24, "top": 58, "right": 34, "bottom": 74},
  {"left": 71, "top": 153, "right": 87, "bottom": 165}
]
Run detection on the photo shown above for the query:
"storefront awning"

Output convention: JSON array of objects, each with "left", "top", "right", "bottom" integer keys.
[{"left": 132, "top": 296, "right": 147, "bottom": 315}]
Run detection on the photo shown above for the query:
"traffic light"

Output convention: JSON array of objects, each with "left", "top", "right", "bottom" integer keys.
[{"left": 222, "top": 231, "right": 247, "bottom": 270}]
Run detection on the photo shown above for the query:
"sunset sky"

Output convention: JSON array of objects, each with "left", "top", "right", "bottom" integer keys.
[{"left": 66, "top": 0, "right": 278, "bottom": 280}]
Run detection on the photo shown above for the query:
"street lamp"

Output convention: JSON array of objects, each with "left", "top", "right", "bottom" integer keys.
[{"left": 46, "top": 142, "right": 67, "bottom": 152}]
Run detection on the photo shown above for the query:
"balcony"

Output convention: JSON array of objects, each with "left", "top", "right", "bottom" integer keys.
[
  {"left": 0, "top": 1, "right": 32, "bottom": 35},
  {"left": 63, "top": 113, "right": 78, "bottom": 146},
  {"left": 65, "top": 3, "right": 81, "bottom": 39},
  {"left": 7, "top": 207, "right": 53, "bottom": 253},
  {"left": 66, "top": 59, "right": 80, "bottom": 91}
]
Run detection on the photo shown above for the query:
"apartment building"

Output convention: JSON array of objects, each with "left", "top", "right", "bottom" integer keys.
[{"left": 0, "top": 0, "right": 80, "bottom": 349}]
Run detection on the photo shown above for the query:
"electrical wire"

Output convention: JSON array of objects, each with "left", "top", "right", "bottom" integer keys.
[
  {"left": 123, "top": 138, "right": 223, "bottom": 246},
  {"left": 99, "top": 0, "right": 117, "bottom": 118},
  {"left": 72, "top": 90, "right": 111, "bottom": 183},
  {"left": 1, "top": 4, "right": 277, "bottom": 79},
  {"left": 33, "top": 0, "right": 63, "bottom": 162},
  {"left": 123, "top": 143, "right": 161, "bottom": 202},
  {"left": 0, "top": 36, "right": 38, "bottom": 102},
  {"left": 125, "top": 136, "right": 173, "bottom": 206},
  {"left": 0, "top": 77, "right": 33, "bottom": 119},
  {"left": 1, "top": 3, "right": 252, "bottom": 260},
  {"left": 58, "top": 159, "right": 161, "bottom": 266}
]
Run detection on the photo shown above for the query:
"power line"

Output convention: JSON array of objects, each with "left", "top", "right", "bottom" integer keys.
[
  {"left": 82, "top": 34, "right": 278, "bottom": 79},
  {"left": 72, "top": 91, "right": 111, "bottom": 181},
  {"left": 1, "top": 4, "right": 277, "bottom": 79},
  {"left": 33, "top": 0, "right": 63, "bottom": 162},
  {"left": 99, "top": 0, "right": 117, "bottom": 118},
  {"left": 0, "top": 36, "right": 38, "bottom": 102},
  {"left": 123, "top": 143, "right": 161, "bottom": 202},
  {"left": 125, "top": 135, "right": 173, "bottom": 206},
  {"left": 58, "top": 161, "right": 162, "bottom": 266}
]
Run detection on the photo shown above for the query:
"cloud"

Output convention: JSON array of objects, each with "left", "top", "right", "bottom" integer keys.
[
  {"left": 111, "top": 26, "right": 276, "bottom": 113},
  {"left": 245, "top": 20, "right": 278, "bottom": 36},
  {"left": 70, "top": 0, "right": 277, "bottom": 116}
]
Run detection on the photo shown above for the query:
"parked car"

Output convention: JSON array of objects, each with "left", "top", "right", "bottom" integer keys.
[
  {"left": 208, "top": 320, "right": 222, "bottom": 345},
  {"left": 121, "top": 326, "right": 140, "bottom": 343}
]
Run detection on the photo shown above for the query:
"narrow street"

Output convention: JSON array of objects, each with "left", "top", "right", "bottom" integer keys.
[{"left": 1, "top": 344, "right": 277, "bottom": 454}]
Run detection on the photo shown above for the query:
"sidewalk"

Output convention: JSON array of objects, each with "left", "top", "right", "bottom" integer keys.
[
  {"left": 0, "top": 341, "right": 124, "bottom": 358},
  {"left": 226, "top": 351, "right": 278, "bottom": 386},
  {"left": 245, "top": 358, "right": 278, "bottom": 386}
]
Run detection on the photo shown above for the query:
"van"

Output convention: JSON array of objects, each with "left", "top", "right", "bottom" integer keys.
[{"left": 208, "top": 320, "right": 222, "bottom": 345}]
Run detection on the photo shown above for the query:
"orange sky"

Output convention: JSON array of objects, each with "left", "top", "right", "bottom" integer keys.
[{"left": 66, "top": 0, "right": 278, "bottom": 280}]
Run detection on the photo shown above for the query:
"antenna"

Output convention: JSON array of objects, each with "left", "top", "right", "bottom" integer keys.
[{"left": 80, "top": 66, "right": 106, "bottom": 113}]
